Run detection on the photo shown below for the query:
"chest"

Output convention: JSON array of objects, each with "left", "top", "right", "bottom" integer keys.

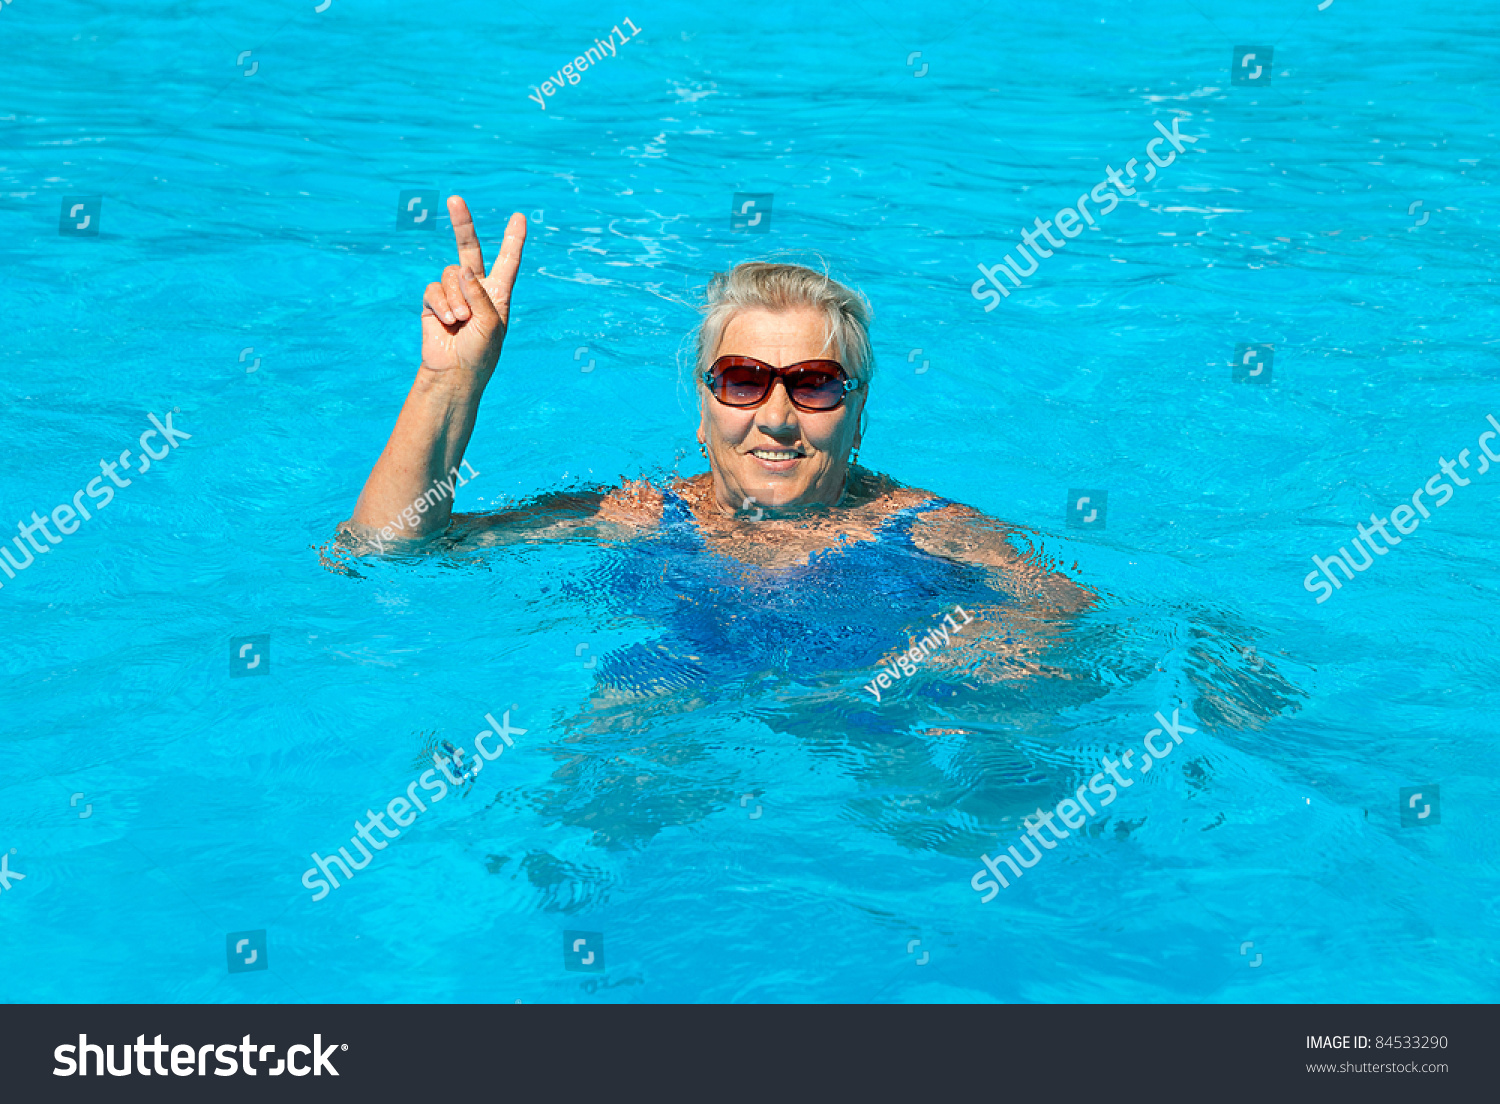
[{"left": 691, "top": 526, "right": 880, "bottom": 571}]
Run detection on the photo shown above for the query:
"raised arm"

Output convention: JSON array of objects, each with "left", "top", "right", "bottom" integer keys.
[{"left": 345, "top": 197, "right": 525, "bottom": 543}]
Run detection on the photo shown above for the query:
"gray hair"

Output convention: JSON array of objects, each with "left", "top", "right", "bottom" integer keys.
[{"left": 693, "top": 262, "right": 876, "bottom": 388}]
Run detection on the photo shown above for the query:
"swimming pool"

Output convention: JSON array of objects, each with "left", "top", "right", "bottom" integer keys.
[{"left": 1, "top": 0, "right": 1496, "bottom": 1003}]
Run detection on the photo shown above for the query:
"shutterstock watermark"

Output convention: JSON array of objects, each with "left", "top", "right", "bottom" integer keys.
[
  {"left": 54, "top": 1034, "right": 344, "bottom": 1077},
  {"left": 971, "top": 116, "right": 1201, "bottom": 309},
  {"left": 1303, "top": 412, "right": 1500, "bottom": 604},
  {"left": 300, "top": 708, "right": 525, "bottom": 901},
  {"left": 0, "top": 848, "right": 24, "bottom": 896},
  {"left": 0, "top": 409, "right": 190, "bottom": 591},
  {"left": 731, "top": 192, "right": 772, "bottom": 233},
  {"left": 970, "top": 707, "right": 1196, "bottom": 901}
]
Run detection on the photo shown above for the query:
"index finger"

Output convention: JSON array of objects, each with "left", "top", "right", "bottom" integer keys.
[{"left": 448, "top": 195, "right": 486, "bottom": 276}]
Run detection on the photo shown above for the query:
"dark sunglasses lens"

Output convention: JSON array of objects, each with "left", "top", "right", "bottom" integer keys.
[
  {"left": 788, "top": 370, "right": 844, "bottom": 409},
  {"left": 716, "top": 363, "right": 771, "bottom": 405}
]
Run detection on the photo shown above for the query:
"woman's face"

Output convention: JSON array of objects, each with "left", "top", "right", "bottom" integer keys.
[{"left": 698, "top": 306, "right": 864, "bottom": 514}]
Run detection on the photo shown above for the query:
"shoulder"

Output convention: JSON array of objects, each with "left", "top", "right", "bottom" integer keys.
[
  {"left": 900, "top": 496, "right": 1011, "bottom": 557},
  {"left": 848, "top": 468, "right": 938, "bottom": 514},
  {"left": 905, "top": 497, "right": 994, "bottom": 529},
  {"left": 856, "top": 470, "right": 957, "bottom": 522},
  {"left": 901, "top": 495, "right": 1097, "bottom": 613},
  {"left": 597, "top": 478, "right": 667, "bottom": 529}
]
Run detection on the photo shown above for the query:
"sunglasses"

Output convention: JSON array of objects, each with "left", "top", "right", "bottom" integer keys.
[{"left": 703, "top": 356, "right": 862, "bottom": 412}]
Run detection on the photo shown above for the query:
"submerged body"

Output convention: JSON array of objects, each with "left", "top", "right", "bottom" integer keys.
[
  {"left": 576, "top": 482, "right": 999, "bottom": 696},
  {"left": 451, "top": 467, "right": 1090, "bottom": 703}
]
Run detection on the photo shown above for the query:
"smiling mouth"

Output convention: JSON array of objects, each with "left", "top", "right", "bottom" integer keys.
[{"left": 748, "top": 448, "right": 804, "bottom": 461}]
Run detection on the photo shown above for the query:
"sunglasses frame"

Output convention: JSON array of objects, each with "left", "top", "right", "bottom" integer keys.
[{"left": 703, "top": 355, "right": 862, "bottom": 413}]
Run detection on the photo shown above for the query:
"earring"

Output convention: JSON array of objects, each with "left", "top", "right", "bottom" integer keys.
[
  {"left": 699, "top": 443, "right": 707, "bottom": 458},
  {"left": 849, "top": 446, "right": 861, "bottom": 464}
]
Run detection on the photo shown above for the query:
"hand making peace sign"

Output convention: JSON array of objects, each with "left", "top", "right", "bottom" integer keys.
[{"left": 419, "top": 197, "right": 527, "bottom": 379}]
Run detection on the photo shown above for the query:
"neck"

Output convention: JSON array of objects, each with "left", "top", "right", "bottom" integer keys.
[{"left": 704, "top": 463, "right": 856, "bottom": 518}]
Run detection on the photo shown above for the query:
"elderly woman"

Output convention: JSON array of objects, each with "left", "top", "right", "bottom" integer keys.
[{"left": 345, "top": 197, "right": 1092, "bottom": 694}]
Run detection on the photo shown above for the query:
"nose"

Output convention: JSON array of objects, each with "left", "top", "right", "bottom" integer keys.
[{"left": 755, "top": 378, "right": 799, "bottom": 432}]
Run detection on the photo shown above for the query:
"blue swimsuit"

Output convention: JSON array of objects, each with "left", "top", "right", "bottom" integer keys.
[{"left": 581, "top": 488, "right": 1007, "bottom": 695}]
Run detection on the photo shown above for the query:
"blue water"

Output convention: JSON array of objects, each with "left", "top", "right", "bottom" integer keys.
[{"left": 2, "top": 0, "right": 1497, "bottom": 1002}]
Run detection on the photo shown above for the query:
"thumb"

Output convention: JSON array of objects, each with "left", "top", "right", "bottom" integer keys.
[{"left": 458, "top": 266, "right": 500, "bottom": 329}]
